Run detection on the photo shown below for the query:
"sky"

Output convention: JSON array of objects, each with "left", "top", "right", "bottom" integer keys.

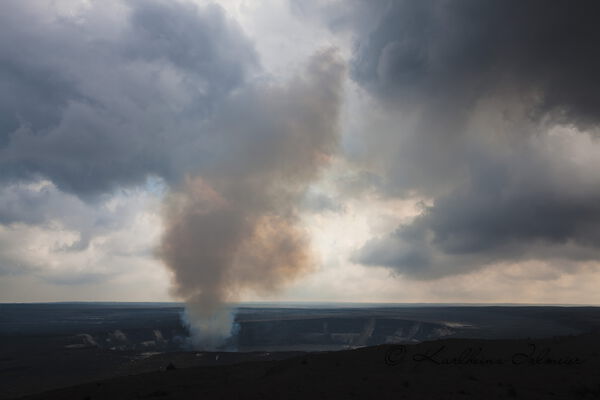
[{"left": 2, "top": 0, "right": 600, "bottom": 305}]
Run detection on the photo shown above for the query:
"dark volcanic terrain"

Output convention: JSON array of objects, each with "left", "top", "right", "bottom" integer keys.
[
  {"left": 15, "top": 334, "right": 600, "bottom": 400},
  {"left": 2, "top": 303, "right": 600, "bottom": 399}
]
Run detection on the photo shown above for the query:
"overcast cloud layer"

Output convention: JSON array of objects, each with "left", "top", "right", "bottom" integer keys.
[
  {"left": 0, "top": 0, "right": 258, "bottom": 196},
  {"left": 350, "top": 0, "right": 600, "bottom": 278},
  {"left": 2, "top": 0, "right": 600, "bottom": 305}
]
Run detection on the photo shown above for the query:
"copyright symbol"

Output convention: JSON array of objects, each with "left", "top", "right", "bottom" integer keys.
[{"left": 385, "top": 345, "right": 407, "bottom": 366}]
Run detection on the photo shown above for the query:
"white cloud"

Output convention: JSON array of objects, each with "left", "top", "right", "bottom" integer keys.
[{"left": 0, "top": 179, "right": 168, "bottom": 301}]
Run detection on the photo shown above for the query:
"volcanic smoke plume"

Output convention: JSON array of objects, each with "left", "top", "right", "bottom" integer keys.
[{"left": 160, "top": 50, "right": 344, "bottom": 348}]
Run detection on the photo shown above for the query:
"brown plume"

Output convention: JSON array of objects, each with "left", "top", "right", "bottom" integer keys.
[{"left": 159, "top": 49, "right": 345, "bottom": 348}]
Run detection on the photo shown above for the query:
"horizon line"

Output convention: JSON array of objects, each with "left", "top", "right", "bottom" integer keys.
[{"left": 1, "top": 301, "right": 599, "bottom": 307}]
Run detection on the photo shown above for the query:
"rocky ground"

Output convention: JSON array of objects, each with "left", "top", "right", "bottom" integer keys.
[{"left": 13, "top": 333, "right": 600, "bottom": 400}]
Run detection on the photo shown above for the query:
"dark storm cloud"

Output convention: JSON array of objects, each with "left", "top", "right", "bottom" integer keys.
[
  {"left": 0, "top": 0, "right": 257, "bottom": 197},
  {"left": 350, "top": 0, "right": 600, "bottom": 277},
  {"left": 353, "top": 0, "right": 600, "bottom": 126},
  {"left": 125, "top": 0, "right": 255, "bottom": 103},
  {"left": 357, "top": 144, "right": 600, "bottom": 279}
]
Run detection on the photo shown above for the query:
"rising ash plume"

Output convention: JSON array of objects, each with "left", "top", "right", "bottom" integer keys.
[{"left": 160, "top": 50, "right": 344, "bottom": 348}]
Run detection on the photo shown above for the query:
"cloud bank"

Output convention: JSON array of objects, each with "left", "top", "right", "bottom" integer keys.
[
  {"left": 348, "top": 0, "right": 600, "bottom": 278},
  {"left": 0, "top": 0, "right": 257, "bottom": 196}
]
